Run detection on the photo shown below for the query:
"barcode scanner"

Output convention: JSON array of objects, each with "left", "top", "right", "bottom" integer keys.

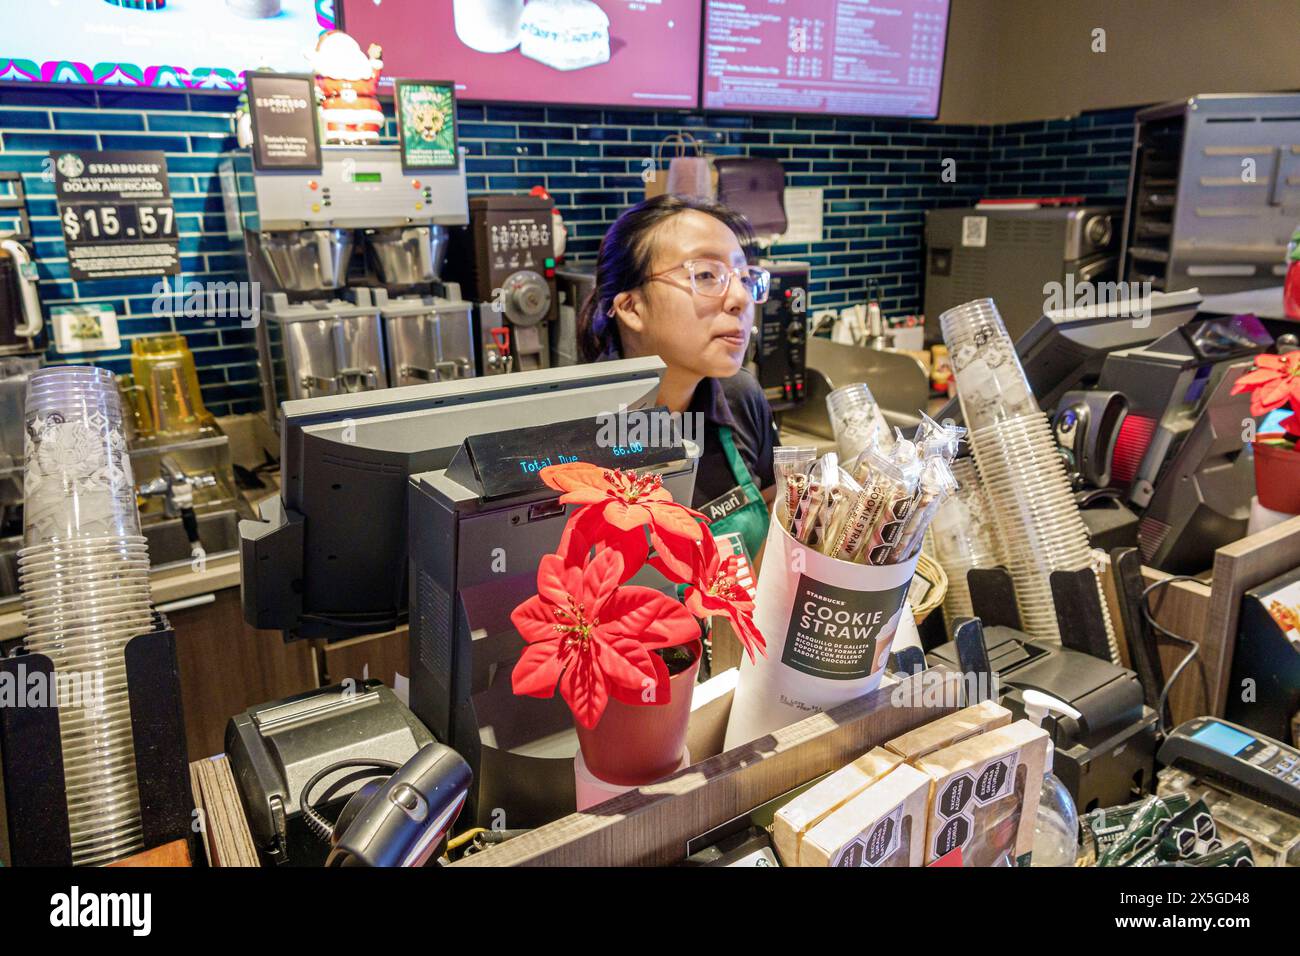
[{"left": 301, "top": 743, "right": 472, "bottom": 867}]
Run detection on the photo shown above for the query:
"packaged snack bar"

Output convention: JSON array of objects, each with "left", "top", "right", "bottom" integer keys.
[
  {"left": 1097, "top": 795, "right": 1181, "bottom": 867},
  {"left": 914, "top": 719, "right": 1050, "bottom": 867},
  {"left": 1185, "top": 840, "right": 1255, "bottom": 867},
  {"left": 883, "top": 699, "right": 1012, "bottom": 763},
  {"left": 800, "top": 764, "right": 932, "bottom": 867},
  {"left": 773, "top": 747, "right": 904, "bottom": 865},
  {"left": 773, "top": 445, "right": 817, "bottom": 519}
]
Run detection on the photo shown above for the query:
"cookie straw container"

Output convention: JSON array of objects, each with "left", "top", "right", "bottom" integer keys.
[{"left": 19, "top": 366, "right": 151, "bottom": 865}]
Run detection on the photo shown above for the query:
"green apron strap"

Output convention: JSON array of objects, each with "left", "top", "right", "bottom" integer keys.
[{"left": 711, "top": 425, "right": 770, "bottom": 561}]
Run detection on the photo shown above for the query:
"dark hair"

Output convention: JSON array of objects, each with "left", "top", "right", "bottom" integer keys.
[{"left": 577, "top": 194, "right": 757, "bottom": 363}]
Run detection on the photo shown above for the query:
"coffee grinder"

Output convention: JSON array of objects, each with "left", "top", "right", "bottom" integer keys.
[
  {"left": 221, "top": 145, "right": 475, "bottom": 428},
  {"left": 445, "top": 194, "right": 560, "bottom": 376},
  {"left": 749, "top": 259, "right": 809, "bottom": 408}
]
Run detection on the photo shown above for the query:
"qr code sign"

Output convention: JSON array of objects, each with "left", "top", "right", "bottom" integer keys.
[{"left": 961, "top": 215, "right": 987, "bottom": 247}]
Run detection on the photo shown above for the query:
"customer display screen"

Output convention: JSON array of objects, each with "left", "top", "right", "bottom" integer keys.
[
  {"left": 702, "top": 0, "right": 949, "bottom": 117},
  {"left": 1189, "top": 722, "right": 1255, "bottom": 758},
  {"left": 0, "top": 0, "right": 333, "bottom": 91},
  {"left": 341, "top": 0, "right": 702, "bottom": 108}
]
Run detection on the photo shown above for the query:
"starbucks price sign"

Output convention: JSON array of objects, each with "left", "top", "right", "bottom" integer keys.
[{"left": 51, "top": 150, "right": 180, "bottom": 282}]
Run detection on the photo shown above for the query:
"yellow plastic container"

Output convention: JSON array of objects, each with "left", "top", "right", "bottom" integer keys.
[{"left": 129, "top": 334, "right": 212, "bottom": 439}]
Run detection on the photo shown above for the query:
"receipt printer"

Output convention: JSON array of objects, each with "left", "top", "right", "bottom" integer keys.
[
  {"left": 226, "top": 681, "right": 434, "bottom": 865},
  {"left": 928, "top": 626, "right": 1158, "bottom": 811}
]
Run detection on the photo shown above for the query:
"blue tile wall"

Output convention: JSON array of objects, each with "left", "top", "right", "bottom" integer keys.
[
  {"left": 984, "top": 108, "right": 1137, "bottom": 202},
  {"left": 0, "top": 87, "right": 1136, "bottom": 416}
]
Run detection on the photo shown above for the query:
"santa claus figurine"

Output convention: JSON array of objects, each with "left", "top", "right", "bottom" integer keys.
[{"left": 305, "top": 31, "right": 385, "bottom": 145}]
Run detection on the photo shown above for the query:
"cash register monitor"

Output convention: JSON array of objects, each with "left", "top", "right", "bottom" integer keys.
[{"left": 241, "top": 357, "right": 670, "bottom": 641}]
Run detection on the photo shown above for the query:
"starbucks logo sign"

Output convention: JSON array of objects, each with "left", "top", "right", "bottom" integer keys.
[{"left": 57, "top": 154, "right": 84, "bottom": 179}]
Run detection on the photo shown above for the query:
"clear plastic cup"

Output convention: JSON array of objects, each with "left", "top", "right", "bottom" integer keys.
[
  {"left": 23, "top": 367, "right": 139, "bottom": 547},
  {"left": 940, "top": 299, "right": 1040, "bottom": 431},
  {"left": 826, "top": 382, "right": 892, "bottom": 461},
  {"left": 960, "top": 408, "right": 1104, "bottom": 645},
  {"left": 22, "top": 594, "right": 154, "bottom": 619},
  {"left": 19, "top": 367, "right": 152, "bottom": 866}
]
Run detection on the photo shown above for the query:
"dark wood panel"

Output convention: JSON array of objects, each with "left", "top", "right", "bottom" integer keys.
[
  {"left": 314, "top": 627, "right": 409, "bottom": 690},
  {"left": 170, "top": 589, "right": 316, "bottom": 759}
]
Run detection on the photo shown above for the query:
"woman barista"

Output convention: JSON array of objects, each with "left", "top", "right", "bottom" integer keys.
[{"left": 576, "top": 195, "right": 779, "bottom": 561}]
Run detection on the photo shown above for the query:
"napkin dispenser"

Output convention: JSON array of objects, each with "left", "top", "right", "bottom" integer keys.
[{"left": 714, "top": 158, "right": 788, "bottom": 239}]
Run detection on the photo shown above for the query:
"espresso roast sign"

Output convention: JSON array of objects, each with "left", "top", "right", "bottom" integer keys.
[{"left": 246, "top": 72, "right": 323, "bottom": 171}]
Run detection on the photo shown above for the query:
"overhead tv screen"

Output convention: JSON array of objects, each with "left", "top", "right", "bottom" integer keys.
[
  {"left": 341, "top": 0, "right": 702, "bottom": 109},
  {"left": 702, "top": 0, "right": 950, "bottom": 117},
  {"left": 0, "top": 0, "right": 334, "bottom": 91}
]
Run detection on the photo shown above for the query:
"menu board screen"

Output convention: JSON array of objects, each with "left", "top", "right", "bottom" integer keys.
[
  {"left": 702, "top": 0, "right": 950, "bottom": 117},
  {"left": 342, "top": 0, "right": 702, "bottom": 109},
  {"left": 0, "top": 0, "right": 333, "bottom": 91}
]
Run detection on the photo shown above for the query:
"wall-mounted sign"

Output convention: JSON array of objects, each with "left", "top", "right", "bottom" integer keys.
[
  {"left": 245, "top": 72, "right": 323, "bottom": 172},
  {"left": 51, "top": 303, "right": 120, "bottom": 353},
  {"left": 50, "top": 149, "right": 179, "bottom": 282},
  {"left": 778, "top": 187, "right": 824, "bottom": 244},
  {"left": 394, "top": 79, "right": 459, "bottom": 171}
]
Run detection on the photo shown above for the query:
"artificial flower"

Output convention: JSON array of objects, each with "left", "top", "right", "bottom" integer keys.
[
  {"left": 541, "top": 463, "right": 706, "bottom": 579},
  {"left": 665, "top": 531, "right": 767, "bottom": 662},
  {"left": 555, "top": 503, "right": 649, "bottom": 585},
  {"left": 1232, "top": 351, "right": 1300, "bottom": 420},
  {"left": 510, "top": 547, "right": 700, "bottom": 728}
]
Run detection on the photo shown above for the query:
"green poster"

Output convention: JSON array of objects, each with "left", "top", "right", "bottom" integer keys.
[{"left": 396, "top": 80, "right": 458, "bottom": 170}]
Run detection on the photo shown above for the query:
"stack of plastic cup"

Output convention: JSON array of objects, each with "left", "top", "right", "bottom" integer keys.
[
  {"left": 19, "top": 366, "right": 150, "bottom": 865},
  {"left": 930, "top": 456, "right": 1006, "bottom": 622},
  {"left": 826, "top": 382, "right": 892, "bottom": 461},
  {"left": 941, "top": 299, "right": 1115, "bottom": 648}
]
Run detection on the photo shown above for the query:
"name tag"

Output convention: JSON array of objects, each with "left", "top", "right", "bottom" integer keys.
[{"left": 700, "top": 483, "right": 757, "bottom": 523}]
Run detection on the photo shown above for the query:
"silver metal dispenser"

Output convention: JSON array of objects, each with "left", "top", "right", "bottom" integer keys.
[
  {"left": 260, "top": 290, "right": 389, "bottom": 405},
  {"left": 375, "top": 288, "right": 475, "bottom": 387},
  {"left": 221, "top": 145, "right": 474, "bottom": 428}
]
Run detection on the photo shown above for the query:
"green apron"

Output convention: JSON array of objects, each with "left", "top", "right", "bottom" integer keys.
[{"left": 701, "top": 425, "right": 770, "bottom": 561}]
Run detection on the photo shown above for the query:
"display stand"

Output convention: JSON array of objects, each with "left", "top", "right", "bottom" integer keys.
[
  {"left": 966, "top": 565, "right": 1114, "bottom": 661},
  {"left": 1109, "top": 546, "right": 1169, "bottom": 720},
  {"left": 1225, "top": 565, "right": 1300, "bottom": 743},
  {"left": 0, "top": 613, "right": 195, "bottom": 866}
]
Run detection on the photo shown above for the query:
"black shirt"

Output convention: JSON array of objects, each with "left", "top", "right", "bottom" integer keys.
[{"left": 687, "top": 369, "right": 778, "bottom": 509}]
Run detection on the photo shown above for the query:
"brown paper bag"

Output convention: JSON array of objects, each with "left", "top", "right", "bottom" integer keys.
[{"left": 645, "top": 132, "right": 713, "bottom": 200}]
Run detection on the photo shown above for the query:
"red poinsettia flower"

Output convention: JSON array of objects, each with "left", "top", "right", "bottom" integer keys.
[
  {"left": 510, "top": 546, "right": 700, "bottom": 729},
  {"left": 665, "top": 532, "right": 767, "bottom": 663},
  {"left": 1233, "top": 351, "right": 1300, "bottom": 437},
  {"left": 542, "top": 462, "right": 706, "bottom": 580}
]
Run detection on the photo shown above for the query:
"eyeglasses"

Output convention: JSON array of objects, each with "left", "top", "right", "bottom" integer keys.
[{"left": 649, "top": 259, "right": 771, "bottom": 305}]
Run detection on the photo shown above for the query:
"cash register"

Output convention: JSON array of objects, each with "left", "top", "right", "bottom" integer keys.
[{"left": 239, "top": 357, "right": 699, "bottom": 833}]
